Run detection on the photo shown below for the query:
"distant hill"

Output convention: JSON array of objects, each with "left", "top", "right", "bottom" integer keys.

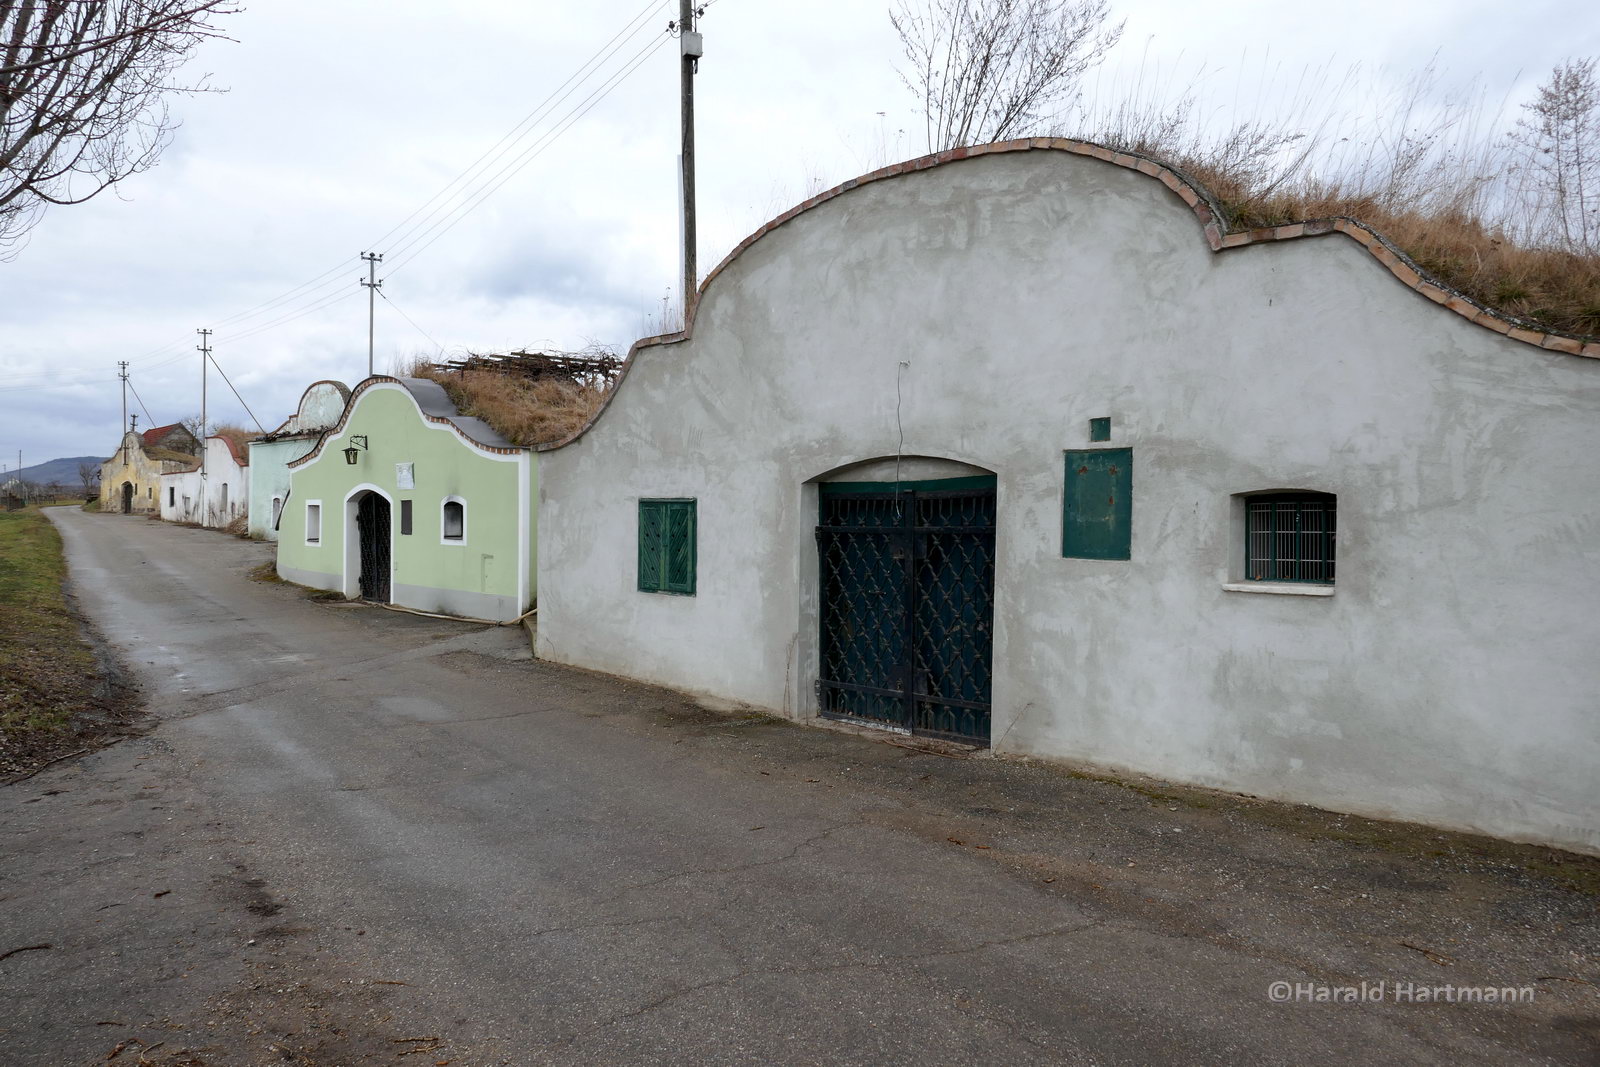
[{"left": 4, "top": 456, "right": 108, "bottom": 488}]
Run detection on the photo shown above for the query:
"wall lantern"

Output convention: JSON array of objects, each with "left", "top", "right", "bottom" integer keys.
[{"left": 343, "top": 435, "right": 369, "bottom": 465}]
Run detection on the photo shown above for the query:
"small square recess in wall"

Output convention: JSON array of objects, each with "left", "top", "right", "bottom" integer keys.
[{"left": 1089, "top": 417, "right": 1111, "bottom": 442}]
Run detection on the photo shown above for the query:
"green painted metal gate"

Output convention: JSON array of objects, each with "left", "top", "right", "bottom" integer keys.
[
  {"left": 356, "top": 492, "right": 391, "bottom": 603},
  {"left": 815, "top": 476, "right": 996, "bottom": 745}
]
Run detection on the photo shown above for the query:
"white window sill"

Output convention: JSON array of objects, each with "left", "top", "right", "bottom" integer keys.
[{"left": 1223, "top": 581, "right": 1334, "bottom": 597}]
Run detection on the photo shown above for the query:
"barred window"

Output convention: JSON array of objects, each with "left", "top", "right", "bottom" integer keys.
[
  {"left": 638, "top": 499, "right": 696, "bottom": 595},
  {"left": 1245, "top": 493, "right": 1335, "bottom": 583}
]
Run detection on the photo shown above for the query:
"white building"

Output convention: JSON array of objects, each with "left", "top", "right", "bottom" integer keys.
[
  {"left": 160, "top": 433, "right": 250, "bottom": 529},
  {"left": 534, "top": 140, "right": 1600, "bottom": 856}
]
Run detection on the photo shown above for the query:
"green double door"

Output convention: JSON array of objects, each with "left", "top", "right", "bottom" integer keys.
[{"left": 814, "top": 476, "right": 996, "bottom": 745}]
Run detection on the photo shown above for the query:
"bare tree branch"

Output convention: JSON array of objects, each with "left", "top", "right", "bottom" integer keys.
[
  {"left": 0, "top": 0, "right": 240, "bottom": 258},
  {"left": 1511, "top": 57, "right": 1600, "bottom": 256},
  {"left": 891, "top": 0, "right": 1122, "bottom": 154}
]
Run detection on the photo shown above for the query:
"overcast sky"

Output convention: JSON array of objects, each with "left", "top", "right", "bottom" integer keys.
[{"left": 1, "top": 0, "right": 1595, "bottom": 471}]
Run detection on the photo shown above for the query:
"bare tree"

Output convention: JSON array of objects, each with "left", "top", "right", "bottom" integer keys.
[
  {"left": 1511, "top": 57, "right": 1600, "bottom": 255},
  {"left": 176, "top": 413, "right": 209, "bottom": 442},
  {"left": 0, "top": 0, "right": 240, "bottom": 258},
  {"left": 77, "top": 459, "right": 99, "bottom": 495},
  {"left": 891, "top": 0, "right": 1122, "bottom": 154}
]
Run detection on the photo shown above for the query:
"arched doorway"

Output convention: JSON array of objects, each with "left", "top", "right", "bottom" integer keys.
[
  {"left": 354, "top": 491, "right": 391, "bottom": 602},
  {"left": 813, "top": 466, "right": 997, "bottom": 745},
  {"left": 120, "top": 481, "right": 134, "bottom": 514}
]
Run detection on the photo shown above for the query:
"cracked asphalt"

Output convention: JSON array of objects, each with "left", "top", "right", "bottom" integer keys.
[{"left": 1, "top": 508, "right": 1596, "bottom": 1065}]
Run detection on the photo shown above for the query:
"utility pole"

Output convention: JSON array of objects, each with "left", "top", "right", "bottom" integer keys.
[
  {"left": 361, "top": 252, "right": 384, "bottom": 378},
  {"left": 118, "top": 361, "right": 129, "bottom": 431},
  {"left": 678, "top": 1, "right": 703, "bottom": 324},
  {"left": 197, "top": 328, "right": 212, "bottom": 479}
]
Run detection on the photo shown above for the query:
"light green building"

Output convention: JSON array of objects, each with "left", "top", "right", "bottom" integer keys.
[{"left": 276, "top": 377, "right": 535, "bottom": 622}]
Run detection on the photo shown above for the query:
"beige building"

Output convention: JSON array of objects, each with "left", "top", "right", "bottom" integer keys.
[{"left": 99, "top": 423, "right": 199, "bottom": 515}]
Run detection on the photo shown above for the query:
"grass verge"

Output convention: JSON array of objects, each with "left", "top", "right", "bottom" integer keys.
[{"left": 0, "top": 508, "right": 138, "bottom": 779}]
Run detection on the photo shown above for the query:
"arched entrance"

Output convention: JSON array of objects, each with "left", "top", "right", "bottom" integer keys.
[
  {"left": 354, "top": 491, "right": 391, "bottom": 602},
  {"left": 814, "top": 465, "right": 997, "bottom": 745},
  {"left": 120, "top": 481, "right": 133, "bottom": 514}
]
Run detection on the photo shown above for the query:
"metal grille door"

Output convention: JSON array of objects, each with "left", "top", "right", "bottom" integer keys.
[
  {"left": 356, "top": 493, "right": 391, "bottom": 602},
  {"left": 816, "top": 479, "right": 996, "bottom": 744}
]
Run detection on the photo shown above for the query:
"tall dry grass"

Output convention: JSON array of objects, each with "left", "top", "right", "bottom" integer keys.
[
  {"left": 1067, "top": 59, "right": 1600, "bottom": 337},
  {"left": 399, "top": 356, "right": 610, "bottom": 448}
]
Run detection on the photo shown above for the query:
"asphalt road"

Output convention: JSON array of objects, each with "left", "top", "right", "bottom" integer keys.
[{"left": 1, "top": 509, "right": 1596, "bottom": 1065}]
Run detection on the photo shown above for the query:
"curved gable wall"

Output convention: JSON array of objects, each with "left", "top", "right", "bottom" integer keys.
[
  {"left": 277, "top": 381, "right": 535, "bottom": 621},
  {"left": 537, "top": 147, "right": 1600, "bottom": 855}
]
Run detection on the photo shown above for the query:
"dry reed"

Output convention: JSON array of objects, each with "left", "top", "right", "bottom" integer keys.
[
  {"left": 402, "top": 358, "right": 610, "bottom": 448},
  {"left": 1069, "top": 60, "right": 1600, "bottom": 337}
]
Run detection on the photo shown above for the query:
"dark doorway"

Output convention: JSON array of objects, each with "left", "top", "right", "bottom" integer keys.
[
  {"left": 815, "top": 476, "right": 996, "bottom": 745},
  {"left": 356, "top": 493, "right": 391, "bottom": 602},
  {"left": 120, "top": 481, "right": 133, "bottom": 514}
]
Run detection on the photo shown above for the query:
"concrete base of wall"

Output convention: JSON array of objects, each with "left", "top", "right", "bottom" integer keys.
[
  {"left": 392, "top": 582, "right": 522, "bottom": 623},
  {"left": 275, "top": 565, "right": 523, "bottom": 623},
  {"left": 277, "top": 564, "right": 339, "bottom": 592}
]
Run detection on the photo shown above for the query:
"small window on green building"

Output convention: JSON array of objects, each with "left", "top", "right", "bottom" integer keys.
[
  {"left": 638, "top": 499, "right": 696, "bottom": 595},
  {"left": 1063, "top": 448, "right": 1132, "bottom": 560}
]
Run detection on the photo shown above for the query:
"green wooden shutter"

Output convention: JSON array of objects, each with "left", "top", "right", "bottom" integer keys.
[
  {"left": 664, "top": 500, "right": 696, "bottom": 594},
  {"left": 639, "top": 499, "right": 696, "bottom": 595},
  {"left": 638, "top": 501, "right": 665, "bottom": 591},
  {"left": 1063, "top": 448, "right": 1132, "bottom": 560}
]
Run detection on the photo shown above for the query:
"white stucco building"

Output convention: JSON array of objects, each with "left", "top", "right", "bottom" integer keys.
[
  {"left": 534, "top": 140, "right": 1600, "bottom": 856},
  {"left": 160, "top": 433, "right": 250, "bottom": 529}
]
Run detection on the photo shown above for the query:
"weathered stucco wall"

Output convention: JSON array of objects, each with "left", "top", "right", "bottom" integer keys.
[
  {"left": 248, "top": 436, "right": 315, "bottom": 540},
  {"left": 159, "top": 437, "right": 248, "bottom": 528},
  {"left": 249, "top": 381, "right": 350, "bottom": 541},
  {"left": 536, "top": 147, "right": 1600, "bottom": 855},
  {"left": 99, "top": 432, "right": 175, "bottom": 515},
  {"left": 277, "top": 381, "right": 535, "bottom": 622}
]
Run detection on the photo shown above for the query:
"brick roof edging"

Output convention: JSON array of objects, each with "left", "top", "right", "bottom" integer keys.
[
  {"left": 537, "top": 137, "right": 1600, "bottom": 453},
  {"left": 285, "top": 376, "right": 528, "bottom": 470}
]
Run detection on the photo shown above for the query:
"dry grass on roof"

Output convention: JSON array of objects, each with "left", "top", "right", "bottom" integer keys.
[
  {"left": 1071, "top": 59, "right": 1600, "bottom": 340},
  {"left": 403, "top": 358, "right": 611, "bottom": 448},
  {"left": 211, "top": 425, "right": 256, "bottom": 462},
  {"left": 1191, "top": 170, "right": 1600, "bottom": 338}
]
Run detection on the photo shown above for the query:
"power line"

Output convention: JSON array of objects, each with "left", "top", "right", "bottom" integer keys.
[
  {"left": 111, "top": 1, "right": 672, "bottom": 364},
  {"left": 377, "top": 289, "right": 446, "bottom": 356},
  {"left": 225, "top": 288, "right": 360, "bottom": 344},
  {"left": 4, "top": 3, "right": 681, "bottom": 395},
  {"left": 125, "top": 378, "right": 157, "bottom": 428},
  {"left": 388, "top": 31, "right": 673, "bottom": 274},
  {"left": 207, "top": 354, "right": 266, "bottom": 433},
  {"left": 373, "top": 0, "right": 668, "bottom": 259}
]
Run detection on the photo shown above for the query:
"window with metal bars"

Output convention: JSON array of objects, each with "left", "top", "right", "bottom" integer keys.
[
  {"left": 638, "top": 499, "right": 696, "bottom": 595},
  {"left": 1244, "top": 493, "right": 1336, "bottom": 583}
]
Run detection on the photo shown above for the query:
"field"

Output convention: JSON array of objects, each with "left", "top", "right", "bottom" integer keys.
[{"left": 0, "top": 508, "right": 134, "bottom": 777}]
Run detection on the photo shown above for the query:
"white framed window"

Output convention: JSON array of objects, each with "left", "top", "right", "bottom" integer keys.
[
  {"left": 306, "top": 500, "right": 323, "bottom": 545},
  {"left": 441, "top": 496, "right": 466, "bottom": 545}
]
